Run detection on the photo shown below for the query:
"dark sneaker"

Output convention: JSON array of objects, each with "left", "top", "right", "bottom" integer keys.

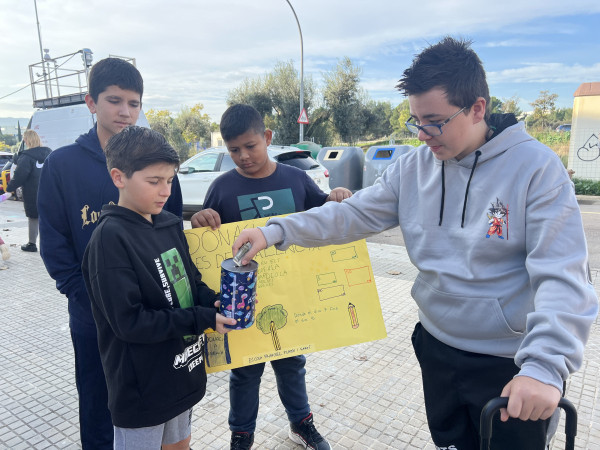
[
  {"left": 230, "top": 431, "right": 254, "bottom": 450},
  {"left": 289, "top": 413, "right": 330, "bottom": 450},
  {"left": 21, "top": 242, "right": 37, "bottom": 252}
]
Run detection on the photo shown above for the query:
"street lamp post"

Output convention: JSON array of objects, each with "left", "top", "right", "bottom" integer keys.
[{"left": 285, "top": 0, "right": 304, "bottom": 142}]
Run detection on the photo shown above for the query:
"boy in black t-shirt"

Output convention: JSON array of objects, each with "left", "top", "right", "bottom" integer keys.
[
  {"left": 82, "top": 126, "right": 236, "bottom": 450},
  {"left": 191, "top": 104, "right": 351, "bottom": 450}
]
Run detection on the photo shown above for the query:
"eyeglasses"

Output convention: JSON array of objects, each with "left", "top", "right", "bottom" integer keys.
[{"left": 405, "top": 107, "right": 467, "bottom": 137}]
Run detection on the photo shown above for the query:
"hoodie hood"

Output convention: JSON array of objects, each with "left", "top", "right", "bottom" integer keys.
[
  {"left": 76, "top": 125, "right": 107, "bottom": 164},
  {"left": 435, "top": 113, "right": 524, "bottom": 227},
  {"left": 99, "top": 204, "right": 182, "bottom": 229},
  {"left": 20, "top": 146, "right": 52, "bottom": 164}
]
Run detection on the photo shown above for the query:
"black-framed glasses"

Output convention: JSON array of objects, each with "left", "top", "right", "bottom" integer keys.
[{"left": 405, "top": 107, "right": 467, "bottom": 137}]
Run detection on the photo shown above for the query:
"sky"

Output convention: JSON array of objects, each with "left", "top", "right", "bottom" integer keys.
[{"left": 1, "top": 0, "right": 599, "bottom": 124}]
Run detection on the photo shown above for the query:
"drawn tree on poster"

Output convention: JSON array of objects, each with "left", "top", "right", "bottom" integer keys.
[{"left": 256, "top": 305, "right": 288, "bottom": 351}]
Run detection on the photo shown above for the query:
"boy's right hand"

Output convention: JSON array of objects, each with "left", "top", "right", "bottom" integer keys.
[
  {"left": 232, "top": 229, "right": 267, "bottom": 266},
  {"left": 215, "top": 313, "right": 237, "bottom": 334},
  {"left": 191, "top": 208, "right": 221, "bottom": 230}
]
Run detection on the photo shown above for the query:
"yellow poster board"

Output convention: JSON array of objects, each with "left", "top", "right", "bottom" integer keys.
[{"left": 185, "top": 216, "right": 387, "bottom": 373}]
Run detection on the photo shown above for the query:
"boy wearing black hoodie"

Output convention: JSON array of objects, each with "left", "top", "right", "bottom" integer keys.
[{"left": 82, "top": 126, "right": 236, "bottom": 450}]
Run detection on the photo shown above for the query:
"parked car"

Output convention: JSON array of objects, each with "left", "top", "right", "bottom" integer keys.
[
  {"left": 0, "top": 151, "right": 13, "bottom": 167},
  {"left": 556, "top": 124, "right": 571, "bottom": 132},
  {"left": 178, "top": 146, "right": 331, "bottom": 212},
  {"left": 1, "top": 160, "right": 12, "bottom": 194},
  {"left": 0, "top": 161, "right": 23, "bottom": 200}
]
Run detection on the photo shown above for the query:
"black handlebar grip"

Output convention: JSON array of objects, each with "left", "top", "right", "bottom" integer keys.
[{"left": 479, "top": 396, "right": 577, "bottom": 450}]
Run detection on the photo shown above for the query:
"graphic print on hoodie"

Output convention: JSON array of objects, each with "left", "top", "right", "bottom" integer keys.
[
  {"left": 485, "top": 197, "right": 509, "bottom": 239},
  {"left": 159, "top": 247, "right": 196, "bottom": 343}
]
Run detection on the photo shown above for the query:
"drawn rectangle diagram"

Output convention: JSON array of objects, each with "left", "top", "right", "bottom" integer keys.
[
  {"left": 316, "top": 272, "right": 337, "bottom": 285},
  {"left": 330, "top": 247, "right": 357, "bottom": 262},
  {"left": 318, "top": 285, "right": 345, "bottom": 301},
  {"left": 345, "top": 266, "right": 372, "bottom": 286}
]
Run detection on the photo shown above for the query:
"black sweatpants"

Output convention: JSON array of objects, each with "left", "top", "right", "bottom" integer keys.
[{"left": 411, "top": 322, "right": 550, "bottom": 450}]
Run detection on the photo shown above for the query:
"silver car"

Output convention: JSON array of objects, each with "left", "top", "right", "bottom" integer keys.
[{"left": 178, "top": 146, "right": 331, "bottom": 212}]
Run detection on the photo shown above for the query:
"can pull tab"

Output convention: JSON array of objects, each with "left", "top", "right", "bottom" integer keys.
[{"left": 233, "top": 242, "right": 252, "bottom": 267}]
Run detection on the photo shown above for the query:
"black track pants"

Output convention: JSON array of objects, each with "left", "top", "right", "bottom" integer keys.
[{"left": 411, "top": 322, "right": 550, "bottom": 450}]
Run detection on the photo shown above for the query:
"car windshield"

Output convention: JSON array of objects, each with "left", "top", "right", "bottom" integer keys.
[
  {"left": 217, "top": 152, "right": 321, "bottom": 172},
  {"left": 275, "top": 152, "right": 320, "bottom": 170},
  {"left": 183, "top": 152, "right": 220, "bottom": 172},
  {"left": 219, "top": 155, "right": 237, "bottom": 172}
]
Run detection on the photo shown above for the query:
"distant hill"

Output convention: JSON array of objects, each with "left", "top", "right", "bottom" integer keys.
[
  {"left": 0, "top": 117, "right": 30, "bottom": 127},
  {"left": 0, "top": 117, "right": 30, "bottom": 136}
]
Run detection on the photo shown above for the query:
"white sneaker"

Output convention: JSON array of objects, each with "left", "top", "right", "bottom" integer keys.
[{"left": 0, "top": 243, "right": 10, "bottom": 261}]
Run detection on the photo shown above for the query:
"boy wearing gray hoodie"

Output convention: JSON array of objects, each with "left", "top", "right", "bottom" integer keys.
[{"left": 231, "top": 37, "right": 598, "bottom": 450}]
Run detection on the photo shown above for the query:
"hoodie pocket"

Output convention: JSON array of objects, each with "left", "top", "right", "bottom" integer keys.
[{"left": 411, "top": 276, "right": 523, "bottom": 340}]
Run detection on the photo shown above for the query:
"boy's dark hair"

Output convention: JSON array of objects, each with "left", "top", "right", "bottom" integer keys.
[
  {"left": 105, "top": 126, "right": 179, "bottom": 178},
  {"left": 396, "top": 37, "right": 490, "bottom": 122},
  {"left": 220, "top": 104, "right": 265, "bottom": 142},
  {"left": 88, "top": 57, "right": 144, "bottom": 102}
]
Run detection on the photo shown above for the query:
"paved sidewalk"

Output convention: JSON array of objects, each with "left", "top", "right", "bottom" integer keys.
[{"left": 0, "top": 200, "right": 598, "bottom": 449}]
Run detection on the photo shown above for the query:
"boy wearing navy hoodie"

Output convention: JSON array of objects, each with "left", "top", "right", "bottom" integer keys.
[{"left": 38, "top": 57, "right": 183, "bottom": 449}]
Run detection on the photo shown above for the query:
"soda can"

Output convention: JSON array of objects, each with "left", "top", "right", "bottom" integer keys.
[{"left": 219, "top": 258, "right": 258, "bottom": 329}]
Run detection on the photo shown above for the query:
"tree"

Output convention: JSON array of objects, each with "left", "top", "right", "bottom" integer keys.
[
  {"left": 390, "top": 99, "right": 411, "bottom": 136},
  {"left": 304, "top": 107, "right": 335, "bottom": 146},
  {"left": 146, "top": 108, "right": 187, "bottom": 160},
  {"left": 552, "top": 107, "right": 572, "bottom": 124},
  {"left": 174, "top": 104, "right": 211, "bottom": 150},
  {"left": 489, "top": 96, "right": 503, "bottom": 114},
  {"left": 323, "top": 57, "right": 366, "bottom": 144},
  {"left": 227, "top": 60, "right": 315, "bottom": 145},
  {"left": 0, "top": 130, "right": 16, "bottom": 146},
  {"left": 501, "top": 95, "right": 522, "bottom": 117},
  {"left": 530, "top": 90, "right": 559, "bottom": 130},
  {"left": 228, "top": 77, "right": 272, "bottom": 118},
  {"left": 266, "top": 61, "right": 315, "bottom": 144},
  {"left": 146, "top": 104, "right": 213, "bottom": 160},
  {"left": 146, "top": 108, "right": 173, "bottom": 137},
  {"left": 362, "top": 100, "right": 393, "bottom": 140}
]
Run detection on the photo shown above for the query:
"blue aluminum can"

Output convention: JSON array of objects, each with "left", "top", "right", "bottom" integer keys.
[{"left": 220, "top": 258, "right": 258, "bottom": 329}]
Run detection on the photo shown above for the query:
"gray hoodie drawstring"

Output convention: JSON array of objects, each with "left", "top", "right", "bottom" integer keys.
[
  {"left": 438, "top": 150, "right": 481, "bottom": 227},
  {"left": 461, "top": 150, "right": 481, "bottom": 227},
  {"left": 439, "top": 162, "right": 446, "bottom": 226}
]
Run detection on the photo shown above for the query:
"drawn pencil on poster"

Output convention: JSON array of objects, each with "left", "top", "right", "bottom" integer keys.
[{"left": 348, "top": 303, "right": 359, "bottom": 329}]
